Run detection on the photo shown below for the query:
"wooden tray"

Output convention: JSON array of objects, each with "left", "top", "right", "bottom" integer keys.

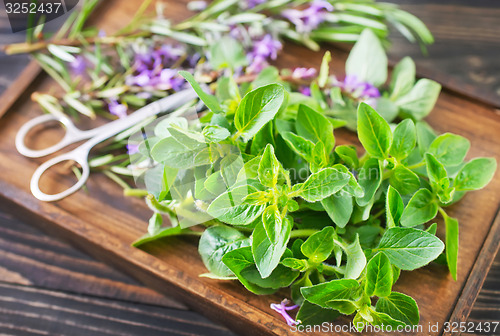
[{"left": 0, "top": 1, "right": 499, "bottom": 335}]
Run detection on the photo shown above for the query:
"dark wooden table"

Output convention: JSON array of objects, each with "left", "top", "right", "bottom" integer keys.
[{"left": 0, "top": 1, "right": 499, "bottom": 335}]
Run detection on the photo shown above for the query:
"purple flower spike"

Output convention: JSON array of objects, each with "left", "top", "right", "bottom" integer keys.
[
  {"left": 108, "top": 99, "right": 128, "bottom": 119},
  {"left": 126, "top": 143, "right": 140, "bottom": 155},
  {"left": 333, "top": 74, "right": 380, "bottom": 102},
  {"left": 270, "top": 299, "right": 300, "bottom": 326},
  {"left": 292, "top": 67, "right": 317, "bottom": 80},
  {"left": 246, "top": 0, "right": 266, "bottom": 8},
  {"left": 69, "top": 55, "right": 86, "bottom": 75},
  {"left": 282, "top": 0, "right": 334, "bottom": 33}
]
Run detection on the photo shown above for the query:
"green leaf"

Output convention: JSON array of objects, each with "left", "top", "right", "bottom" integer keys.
[
  {"left": 425, "top": 153, "right": 448, "bottom": 185},
  {"left": 282, "top": 258, "right": 310, "bottom": 272},
  {"left": 321, "top": 192, "right": 353, "bottom": 228},
  {"left": 389, "top": 165, "right": 420, "bottom": 195},
  {"left": 234, "top": 84, "right": 285, "bottom": 141},
  {"left": 209, "top": 36, "right": 248, "bottom": 70},
  {"left": 151, "top": 137, "right": 204, "bottom": 169},
  {"left": 132, "top": 225, "right": 186, "bottom": 247},
  {"left": 207, "top": 185, "right": 266, "bottom": 225},
  {"left": 377, "top": 227, "right": 444, "bottom": 270},
  {"left": 294, "top": 168, "right": 350, "bottom": 202},
  {"left": 389, "top": 119, "right": 416, "bottom": 160},
  {"left": 345, "top": 234, "right": 367, "bottom": 279},
  {"left": 258, "top": 144, "right": 280, "bottom": 188},
  {"left": 390, "top": 56, "right": 416, "bottom": 100},
  {"left": 356, "top": 158, "right": 382, "bottom": 206},
  {"left": 252, "top": 217, "right": 292, "bottom": 278},
  {"left": 296, "top": 301, "right": 340, "bottom": 326},
  {"left": 428, "top": 133, "right": 470, "bottom": 166},
  {"left": 395, "top": 79, "right": 441, "bottom": 120},
  {"left": 375, "top": 292, "right": 419, "bottom": 325},
  {"left": 345, "top": 29, "right": 388, "bottom": 86},
  {"left": 202, "top": 125, "right": 230, "bottom": 143},
  {"left": 365, "top": 252, "right": 393, "bottom": 297},
  {"left": 386, "top": 185, "right": 404, "bottom": 228},
  {"left": 250, "top": 121, "right": 274, "bottom": 155},
  {"left": 281, "top": 132, "right": 315, "bottom": 162},
  {"left": 335, "top": 145, "right": 359, "bottom": 169},
  {"left": 301, "top": 279, "right": 360, "bottom": 308},
  {"left": 415, "top": 121, "right": 437, "bottom": 154},
  {"left": 199, "top": 226, "right": 250, "bottom": 277},
  {"left": 357, "top": 103, "right": 393, "bottom": 160},
  {"left": 296, "top": 104, "right": 335, "bottom": 153},
  {"left": 262, "top": 205, "right": 283, "bottom": 244},
  {"left": 400, "top": 189, "right": 438, "bottom": 227},
  {"left": 222, "top": 247, "right": 275, "bottom": 295},
  {"left": 454, "top": 158, "right": 497, "bottom": 191},
  {"left": 442, "top": 212, "right": 459, "bottom": 280},
  {"left": 179, "top": 71, "right": 223, "bottom": 114},
  {"left": 301, "top": 226, "right": 335, "bottom": 263}
]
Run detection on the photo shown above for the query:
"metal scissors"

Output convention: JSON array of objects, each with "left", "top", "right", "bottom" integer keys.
[{"left": 16, "top": 88, "right": 197, "bottom": 202}]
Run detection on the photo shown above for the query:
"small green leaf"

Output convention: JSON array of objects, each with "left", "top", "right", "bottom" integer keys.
[
  {"left": 345, "top": 234, "right": 367, "bottom": 279},
  {"left": 345, "top": 28, "right": 388, "bottom": 86},
  {"left": 132, "top": 225, "right": 186, "bottom": 247},
  {"left": 415, "top": 121, "right": 437, "bottom": 154},
  {"left": 258, "top": 144, "right": 280, "bottom": 187},
  {"left": 389, "top": 165, "right": 420, "bottom": 195},
  {"left": 318, "top": 51, "right": 331, "bottom": 88},
  {"left": 356, "top": 158, "right": 382, "bottom": 206},
  {"left": 301, "top": 279, "right": 360, "bottom": 308},
  {"left": 209, "top": 36, "right": 248, "bottom": 70},
  {"left": 454, "top": 158, "right": 497, "bottom": 191},
  {"left": 234, "top": 84, "right": 285, "bottom": 141},
  {"left": 322, "top": 192, "right": 353, "bottom": 228},
  {"left": 357, "top": 103, "right": 393, "bottom": 160},
  {"left": 281, "top": 132, "right": 315, "bottom": 162},
  {"left": 207, "top": 185, "right": 266, "bottom": 225},
  {"left": 428, "top": 133, "right": 470, "bottom": 166},
  {"left": 390, "top": 56, "right": 416, "bottom": 100},
  {"left": 282, "top": 258, "right": 310, "bottom": 272},
  {"left": 335, "top": 145, "right": 359, "bottom": 169},
  {"left": 262, "top": 205, "right": 283, "bottom": 244},
  {"left": 179, "top": 71, "right": 223, "bottom": 114},
  {"left": 296, "top": 301, "right": 340, "bottom": 327},
  {"left": 199, "top": 226, "right": 250, "bottom": 277},
  {"left": 151, "top": 137, "right": 204, "bottom": 169},
  {"left": 395, "top": 79, "right": 441, "bottom": 120},
  {"left": 202, "top": 125, "right": 230, "bottom": 142},
  {"left": 375, "top": 292, "right": 419, "bottom": 325},
  {"left": 386, "top": 185, "right": 404, "bottom": 228},
  {"left": 442, "top": 212, "right": 459, "bottom": 280},
  {"left": 389, "top": 119, "right": 416, "bottom": 160},
  {"left": 400, "top": 189, "right": 438, "bottom": 227},
  {"left": 301, "top": 226, "right": 335, "bottom": 263},
  {"left": 252, "top": 217, "right": 292, "bottom": 278},
  {"left": 294, "top": 168, "right": 350, "bottom": 202},
  {"left": 377, "top": 227, "right": 444, "bottom": 270},
  {"left": 365, "top": 252, "right": 393, "bottom": 297},
  {"left": 296, "top": 104, "right": 335, "bottom": 153}
]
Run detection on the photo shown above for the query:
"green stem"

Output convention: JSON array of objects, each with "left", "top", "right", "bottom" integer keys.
[
  {"left": 407, "top": 161, "right": 426, "bottom": 170},
  {"left": 124, "top": 188, "right": 149, "bottom": 197},
  {"left": 290, "top": 229, "right": 319, "bottom": 238}
]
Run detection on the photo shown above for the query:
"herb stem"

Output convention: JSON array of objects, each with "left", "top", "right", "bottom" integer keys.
[
  {"left": 407, "top": 161, "right": 426, "bottom": 170},
  {"left": 289, "top": 229, "right": 319, "bottom": 238}
]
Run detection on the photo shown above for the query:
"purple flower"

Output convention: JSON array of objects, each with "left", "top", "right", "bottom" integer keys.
[
  {"left": 246, "top": 0, "right": 266, "bottom": 8},
  {"left": 282, "top": 0, "right": 334, "bottom": 33},
  {"left": 292, "top": 67, "right": 317, "bottom": 80},
  {"left": 247, "top": 34, "right": 282, "bottom": 73},
  {"left": 126, "top": 143, "right": 140, "bottom": 155},
  {"left": 108, "top": 99, "right": 128, "bottom": 119},
  {"left": 126, "top": 44, "right": 187, "bottom": 90},
  {"left": 332, "top": 74, "right": 380, "bottom": 102},
  {"left": 270, "top": 299, "right": 300, "bottom": 326},
  {"left": 69, "top": 55, "right": 86, "bottom": 75},
  {"left": 299, "top": 86, "right": 311, "bottom": 96}
]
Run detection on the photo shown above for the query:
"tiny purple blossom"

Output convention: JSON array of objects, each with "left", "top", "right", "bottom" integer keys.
[
  {"left": 246, "top": 0, "right": 266, "bottom": 8},
  {"left": 270, "top": 299, "right": 300, "bottom": 326},
  {"left": 126, "top": 143, "right": 140, "bottom": 155},
  {"left": 299, "top": 86, "right": 312, "bottom": 96},
  {"left": 333, "top": 74, "right": 380, "bottom": 102},
  {"left": 292, "top": 67, "right": 317, "bottom": 80},
  {"left": 282, "top": 0, "right": 334, "bottom": 33},
  {"left": 108, "top": 99, "right": 128, "bottom": 119},
  {"left": 69, "top": 55, "right": 86, "bottom": 75}
]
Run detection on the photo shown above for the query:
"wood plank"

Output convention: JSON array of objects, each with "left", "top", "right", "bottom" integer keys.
[
  {"left": 0, "top": 209, "right": 186, "bottom": 309},
  {"left": 0, "top": 282, "right": 234, "bottom": 336},
  {"left": 0, "top": 0, "right": 499, "bottom": 335}
]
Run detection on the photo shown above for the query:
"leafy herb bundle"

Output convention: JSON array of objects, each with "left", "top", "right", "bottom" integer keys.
[{"left": 132, "top": 61, "right": 497, "bottom": 328}]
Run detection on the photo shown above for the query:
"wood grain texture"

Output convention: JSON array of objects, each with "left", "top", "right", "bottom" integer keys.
[{"left": 0, "top": 0, "right": 499, "bottom": 335}]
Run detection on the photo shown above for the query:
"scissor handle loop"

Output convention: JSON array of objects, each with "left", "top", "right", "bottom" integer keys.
[
  {"left": 15, "top": 114, "right": 88, "bottom": 158},
  {"left": 30, "top": 149, "right": 90, "bottom": 202}
]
